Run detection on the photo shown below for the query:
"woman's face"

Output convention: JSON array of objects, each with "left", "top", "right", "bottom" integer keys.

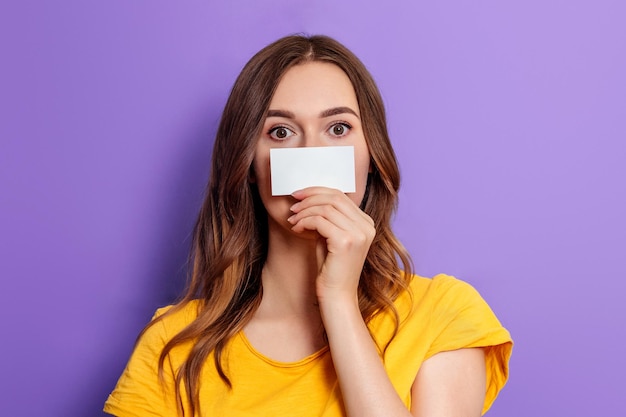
[{"left": 252, "top": 61, "right": 371, "bottom": 234}]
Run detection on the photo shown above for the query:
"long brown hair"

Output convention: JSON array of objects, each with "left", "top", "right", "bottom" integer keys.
[{"left": 149, "top": 34, "right": 413, "bottom": 416}]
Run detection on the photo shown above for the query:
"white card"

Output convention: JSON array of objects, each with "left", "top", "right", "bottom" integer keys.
[{"left": 270, "top": 146, "right": 356, "bottom": 196}]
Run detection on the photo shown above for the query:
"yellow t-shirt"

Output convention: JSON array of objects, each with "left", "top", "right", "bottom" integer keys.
[{"left": 104, "top": 274, "right": 513, "bottom": 416}]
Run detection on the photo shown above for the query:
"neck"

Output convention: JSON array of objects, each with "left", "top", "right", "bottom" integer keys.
[
  {"left": 243, "top": 220, "right": 329, "bottom": 359},
  {"left": 258, "top": 223, "right": 322, "bottom": 318}
]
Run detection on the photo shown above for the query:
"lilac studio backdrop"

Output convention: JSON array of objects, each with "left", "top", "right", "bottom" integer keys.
[{"left": 1, "top": 1, "right": 624, "bottom": 416}]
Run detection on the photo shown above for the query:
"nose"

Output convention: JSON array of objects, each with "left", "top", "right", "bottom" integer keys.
[{"left": 301, "top": 128, "right": 325, "bottom": 148}]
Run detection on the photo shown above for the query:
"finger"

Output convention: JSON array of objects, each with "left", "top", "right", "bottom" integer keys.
[
  {"left": 291, "top": 215, "right": 373, "bottom": 254},
  {"left": 289, "top": 204, "right": 356, "bottom": 231},
  {"left": 291, "top": 189, "right": 374, "bottom": 227},
  {"left": 291, "top": 186, "right": 338, "bottom": 199}
]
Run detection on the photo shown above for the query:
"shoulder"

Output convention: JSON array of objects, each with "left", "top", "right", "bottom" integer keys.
[
  {"left": 409, "top": 273, "right": 487, "bottom": 308},
  {"left": 371, "top": 273, "right": 493, "bottom": 346},
  {"left": 141, "top": 299, "right": 202, "bottom": 345},
  {"left": 103, "top": 301, "right": 202, "bottom": 416},
  {"left": 152, "top": 299, "right": 202, "bottom": 325},
  {"left": 407, "top": 272, "right": 478, "bottom": 298},
  {"left": 393, "top": 273, "right": 512, "bottom": 356},
  {"left": 395, "top": 273, "right": 484, "bottom": 315}
]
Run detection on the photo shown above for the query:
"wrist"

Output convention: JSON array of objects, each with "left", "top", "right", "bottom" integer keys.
[
  {"left": 316, "top": 286, "right": 358, "bottom": 307},
  {"left": 317, "top": 290, "right": 361, "bottom": 324}
]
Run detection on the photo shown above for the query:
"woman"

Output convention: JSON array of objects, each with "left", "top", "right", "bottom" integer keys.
[{"left": 104, "top": 34, "right": 512, "bottom": 417}]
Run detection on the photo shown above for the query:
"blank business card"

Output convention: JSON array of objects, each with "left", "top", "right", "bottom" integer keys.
[{"left": 270, "top": 146, "right": 356, "bottom": 196}]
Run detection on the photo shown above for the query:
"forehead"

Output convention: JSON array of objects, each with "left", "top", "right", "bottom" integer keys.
[{"left": 269, "top": 62, "right": 359, "bottom": 113}]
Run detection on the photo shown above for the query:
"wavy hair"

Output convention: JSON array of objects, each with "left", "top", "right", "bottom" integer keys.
[{"left": 144, "top": 34, "right": 413, "bottom": 416}]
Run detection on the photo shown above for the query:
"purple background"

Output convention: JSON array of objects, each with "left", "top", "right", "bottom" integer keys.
[{"left": 1, "top": 1, "right": 624, "bottom": 416}]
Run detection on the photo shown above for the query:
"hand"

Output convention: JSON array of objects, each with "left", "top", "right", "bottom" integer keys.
[{"left": 288, "top": 187, "right": 376, "bottom": 302}]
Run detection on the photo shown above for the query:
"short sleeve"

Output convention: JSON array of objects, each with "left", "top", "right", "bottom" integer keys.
[
  {"left": 426, "top": 275, "right": 513, "bottom": 415},
  {"left": 104, "top": 307, "right": 179, "bottom": 417}
]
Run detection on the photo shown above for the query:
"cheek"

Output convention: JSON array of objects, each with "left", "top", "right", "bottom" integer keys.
[
  {"left": 355, "top": 146, "right": 371, "bottom": 183},
  {"left": 252, "top": 150, "right": 270, "bottom": 184},
  {"left": 350, "top": 147, "right": 371, "bottom": 205}
]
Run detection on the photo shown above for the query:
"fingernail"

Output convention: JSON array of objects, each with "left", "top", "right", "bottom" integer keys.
[
  {"left": 287, "top": 215, "right": 295, "bottom": 224},
  {"left": 290, "top": 203, "right": 299, "bottom": 212}
]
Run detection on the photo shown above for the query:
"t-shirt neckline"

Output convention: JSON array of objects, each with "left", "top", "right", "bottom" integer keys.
[{"left": 237, "top": 331, "right": 329, "bottom": 368}]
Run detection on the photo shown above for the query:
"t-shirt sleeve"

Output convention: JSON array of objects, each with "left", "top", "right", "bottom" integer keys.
[
  {"left": 425, "top": 274, "right": 513, "bottom": 415},
  {"left": 104, "top": 307, "right": 179, "bottom": 417}
]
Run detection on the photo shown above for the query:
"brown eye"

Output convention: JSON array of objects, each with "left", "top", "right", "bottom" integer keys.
[
  {"left": 329, "top": 123, "right": 351, "bottom": 137},
  {"left": 269, "top": 126, "right": 295, "bottom": 140},
  {"left": 276, "top": 128, "right": 287, "bottom": 138}
]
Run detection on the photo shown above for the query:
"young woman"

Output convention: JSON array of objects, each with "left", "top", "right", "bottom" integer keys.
[{"left": 104, "top": 35, "right": 512, "bottom": 417}]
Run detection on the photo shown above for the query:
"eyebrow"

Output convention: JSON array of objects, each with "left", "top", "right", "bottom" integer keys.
[
  {"left": 320, "top": 106, "right": 360, "bottom": 119},
  {"left": 266, "top": 106, "right": 360, "bottom": 119},
  {"left": 266, "top": 109, "right": 296, "bottom": 119}
]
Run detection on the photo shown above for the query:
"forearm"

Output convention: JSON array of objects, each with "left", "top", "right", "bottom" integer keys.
[{"left": 319, "top": 294, "right": 412, "bottom": 417}]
